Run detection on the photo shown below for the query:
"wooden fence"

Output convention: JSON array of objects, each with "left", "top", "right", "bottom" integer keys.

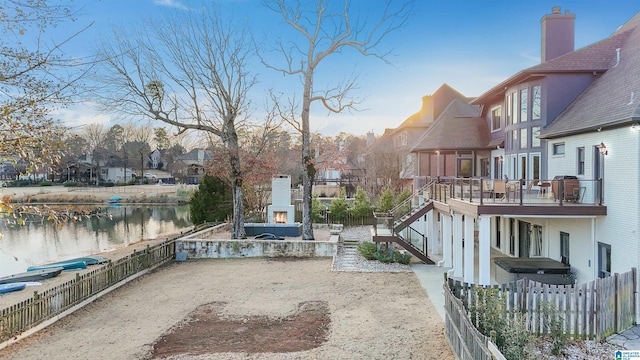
[
  {"left": 446, "top": 267, "right": 636, "bottom": 340},
  {"left": 0, "top": 238, "right": 178, "bottom": 344},
  {"left": 443, "top": 282, "right": 494, "bottom": 360}
]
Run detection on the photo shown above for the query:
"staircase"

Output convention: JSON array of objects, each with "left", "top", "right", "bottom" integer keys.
[{"left": 373, "top": 181, "right": 436, "bottom": 264}]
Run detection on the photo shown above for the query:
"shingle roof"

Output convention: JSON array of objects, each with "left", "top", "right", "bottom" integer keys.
[
  {"left": 410, "top": 98, "right": 489, "bottom": 151},
  {"left": 393, "top": 83, "right": 468, "bottom": 132},
  {"left": 541, "top": 12, "right": 640, "bottom": 138},
  {"left": 471, "top": 14, "right": 637, "bottom": 106}
]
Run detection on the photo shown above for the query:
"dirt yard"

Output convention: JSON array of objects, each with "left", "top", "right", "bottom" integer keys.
[{"left": 0, "top": 258, "right": 453, "bottom": 360}]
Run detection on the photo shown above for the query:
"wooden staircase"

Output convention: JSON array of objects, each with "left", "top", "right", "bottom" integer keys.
[{"left": 372, "top": 181, "right": 436, "bottom": 265}]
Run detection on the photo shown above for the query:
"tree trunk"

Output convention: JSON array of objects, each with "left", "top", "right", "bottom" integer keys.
[
  {"left": 228, "top": 127, "right": 245, "bottom": 239},
  {"left": 301, "top": 71, "right": 315, "bottom": 240}
]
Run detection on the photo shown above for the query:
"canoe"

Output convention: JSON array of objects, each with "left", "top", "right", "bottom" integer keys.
[
  {"left": 0, "top": 283, "right": 26, "bottom": 294},
  {"left": 46, "top": 255, "right": 110, "bottom": 266},
  {"left": 108, "top": 196, "right": 122, "bottom": 203},
  {"left": 0, "top": 268, "right": 63, "bottom": 285},
  {"left": 27, "top": 260, "right": 87, "bottom": 272}
]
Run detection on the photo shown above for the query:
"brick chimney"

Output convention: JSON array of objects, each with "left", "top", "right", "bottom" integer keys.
[{"left": 540, "top": 6, "right": 575, "bottom": 63}]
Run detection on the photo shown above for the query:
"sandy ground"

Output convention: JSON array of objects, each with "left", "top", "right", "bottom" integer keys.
[{"left": 0, "top": 258, "right": 453, "bottom": 360}]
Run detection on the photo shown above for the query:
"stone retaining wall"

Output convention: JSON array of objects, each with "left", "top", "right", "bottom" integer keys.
[{"left": 176, "top": 224, "right": 339, "bottom": 259}]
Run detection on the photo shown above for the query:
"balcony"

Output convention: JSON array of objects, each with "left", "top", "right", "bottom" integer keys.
[{"left": 428, "top": 177, "right": 607, "bottom": 217}]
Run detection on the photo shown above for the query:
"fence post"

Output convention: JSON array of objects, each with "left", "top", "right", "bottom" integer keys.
[{"left": 615, "top": 272, "right": 620, "bottom": 333}]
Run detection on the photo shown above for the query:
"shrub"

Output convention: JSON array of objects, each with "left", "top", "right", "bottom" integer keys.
[
  {"left": 189, "top": 174, "right": 232, "bottom": 224},
  {"left": 392, "top": 251, "right": 411, "bottom": 265},
  {"left": 377, "top": 186, "right": 394, "bottom": 212},
  {"left": 63, "top": 181, "right": 78, "bottom": 187},
  {"left": 311, "top": 194, "right": 325, "bottom": 222},
  {"left": 351, "top": 186, "right": 373, "bottom": 218},
  {"left": 39, "top": 181, "right": 52, "bottom": 186},
  {"left": 357, "top": 242, "right": 377, "bottom": 260}
]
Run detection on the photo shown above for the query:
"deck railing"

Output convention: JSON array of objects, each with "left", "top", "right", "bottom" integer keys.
[
  {"left": 0, "top": 233, "right": 187, "bottom": 345},
  {"left": 432, "top": 177, "right": 603, "bottom": 206}
]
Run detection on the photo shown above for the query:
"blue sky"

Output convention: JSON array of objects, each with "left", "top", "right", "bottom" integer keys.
[{"left": 52, "top": 0, "right": 639, "bottom": 137}]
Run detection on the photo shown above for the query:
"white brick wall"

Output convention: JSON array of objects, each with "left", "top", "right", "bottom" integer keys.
[{"left": 547, "top": 127, "right": 640, "bottom": 279}]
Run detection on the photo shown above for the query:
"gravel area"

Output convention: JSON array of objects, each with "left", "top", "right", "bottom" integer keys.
[{"left": 332, "top": 226, "right": 413, "bottom": 272}]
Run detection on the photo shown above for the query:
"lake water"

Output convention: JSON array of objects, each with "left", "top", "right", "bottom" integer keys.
[{"left": 0, "top": 205, "right": 192, "bottom": 278}]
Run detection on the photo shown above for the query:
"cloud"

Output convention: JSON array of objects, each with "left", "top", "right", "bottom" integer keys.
[
  {"left": 153, "top": 0, "right": 190, "bottom": 11},
  {"left": 52, "top": 103, "right": 113, "bottom": 130}
]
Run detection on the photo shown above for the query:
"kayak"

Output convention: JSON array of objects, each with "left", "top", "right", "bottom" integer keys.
[
  {"left": 0, "top": 268, "right": 63, "bottom": 285},
  {"left": 27, "top": 260, "right": 87, "bottom": 272},
  {"left": 0, "top": 283, "right": 27, "bottom": 294}
]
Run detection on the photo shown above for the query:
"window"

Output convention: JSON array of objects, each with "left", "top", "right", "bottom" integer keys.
[
  {"left": 598, "top": 242, "right": 611, "bottom": 278},
  {"left": 553, "top": 142, "right": 565, "bottom": 155},
  {"left": 511, "top": 130, "right": 517, "bottom": 150},
  {"left": 531, "top": 224, "right": 543, "bottom": 257},
  {"left": 493, "top": 156, "right": 503, "bottom": 180},
  {"left": 491, "top": 106, "right": 502, "bottom": 131},
  {"left": 532, "top": 85, "right": 541, "bottom": 120},
  {"left": 509, "top": 219, "right": 515, "bottom": 255},
  {"left": 480, "top": 158, "right": 490, "bottom": 177},
  {"left": 531, "top": 154, "right": 540, "bottom": 180},
  {"left": 532, "top": 126, "right": 541, "bottom": 147},
  {"left": 560, "top": 232, "right": 570, "bottom": 265},
  {"left": 512, "top": 92, "right": 519, "bottom": 124},
  {"left": 577, "top": 147, "right": 585, "bottom": 175},
  {"left": 496, "top": 217, "right": 501, "bottom": 249},
  {"left": 506, "top": 94, "right": 512, "bottom": 125},
  {"left": 520, "top": 155, "right": 527, "bottom": 180},
  {"left": 457, "top": 159, "right": 472, "bottom": 177},
  {"left": 520, "top": 88, "right": 528, "bottom": 122},
  {"left": 520, "top": 128, "right": 528, "bottom": 149}
]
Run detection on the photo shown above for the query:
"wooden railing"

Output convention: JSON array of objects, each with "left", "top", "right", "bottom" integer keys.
[
  {"left": 0, "top": 235, "right": 183, "bottom": 344},
  {"left": 446, "top": 267, "right": 636, "bottom": 340}
]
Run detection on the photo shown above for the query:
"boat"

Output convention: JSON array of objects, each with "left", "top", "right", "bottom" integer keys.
[
  {"left": 27, "top": 260, "right": 87, "bottom": 272},
  {"left": 0, "top": 267, "right": 63, "bottom": 285},
  {"left": 44, "top": 255, "right": 110, "bottom": 267},
  {"left": 108, "top": 196, "right": 122, "bottom": 203},
  {"left": 0, "top": 283, "right": 27, "bottom": 294}
]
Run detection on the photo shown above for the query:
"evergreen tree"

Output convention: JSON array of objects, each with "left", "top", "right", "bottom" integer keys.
[
  {"left": 351, "top": 186, "right": 373, "bottom": 219},
  {"left": 189, "top": 175, "right": 233, "bottom": 225},
  {"left": 377, "top": 187, "right": 394, "bottom": 212},
  {"left": 311, "top": 194, "right": 325, "bottom": 222},
  {"left": 328, "top": 189, "right": 349, "bottom": 221}
]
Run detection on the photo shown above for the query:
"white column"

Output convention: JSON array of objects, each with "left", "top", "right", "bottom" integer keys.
[
  {"left": 464, "top": 216, "right": 475, "bottom": 284},
  {"left": 442, "top": 213, "right": 452, "bottom": 267},
  {"left": 430, "top": 210, "right": 440, "bottom": 255},
  {"left": 478, "top": 215, "right": 491, "bottom": 286},
  {"left": 452, "top": 213, "right": 463, "bottom": 277},
  {"left": 425, "top": 211, "right": 433, "bottom": 254}
]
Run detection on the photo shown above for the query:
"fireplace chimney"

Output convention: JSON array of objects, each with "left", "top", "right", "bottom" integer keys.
[{"left": 540, "top": 6, "right": 575, "bottom": 63}]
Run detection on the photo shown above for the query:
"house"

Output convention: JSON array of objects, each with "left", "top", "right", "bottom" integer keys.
[
  {"left": 366, "top": 84, "right": 475, "bottom": 193},
  {"left": 375, "top": 7, "right": 640, "bottom": 303},
  {"left": 147, "top": 149, "right": 167, "bottom": 170},
  {"left": 169, "top": 148, "right": 212, "bottom": 184}
]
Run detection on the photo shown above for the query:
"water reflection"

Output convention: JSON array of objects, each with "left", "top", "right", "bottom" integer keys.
[{"left": 0, "top": 205, "right": 192, "bottom": 278}]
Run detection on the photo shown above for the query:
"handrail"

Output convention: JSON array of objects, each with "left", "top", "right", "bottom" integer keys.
[{"left": 389, "top": 179, "right": 435, "bottom": 220}]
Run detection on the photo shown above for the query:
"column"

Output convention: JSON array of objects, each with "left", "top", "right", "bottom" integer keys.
[
  {"left": 478, "top": 215, "right": 491, "bottom": 286},
  {"left": 442, "top": 213, "right": 452, "bottom": 267},
  {"left": 430, "top": 210, "right": 440, "bottom": 255},
  {"left": 452, "top": 212, "right": 463, "bottom": 278},
  {"left": 464, "top": 215, "right": 475, "bottom": 284}
]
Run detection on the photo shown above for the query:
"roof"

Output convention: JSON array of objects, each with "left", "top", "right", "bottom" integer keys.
[
  {"left": 410, "top": 98, "right": 490, "bottom": 151},
  {"left": 541, "top": 12, "right": 640, "bottom": 138},
  {"left": 392, "top": 83, "right": 469, "bottom": 134},
  {"left": 471, "top": 17, "right": 635, "bottom": 106}
]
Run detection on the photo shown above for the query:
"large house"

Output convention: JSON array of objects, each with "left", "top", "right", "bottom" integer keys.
[{"left": 374, "top": 7, "right": 640, "bottom": 313}]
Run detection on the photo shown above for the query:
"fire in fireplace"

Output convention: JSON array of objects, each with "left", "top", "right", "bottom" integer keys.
[{"left": 273, "top": 211, "right": 288, "bottom": 224}]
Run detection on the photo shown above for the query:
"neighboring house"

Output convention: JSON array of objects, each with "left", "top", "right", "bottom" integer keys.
[
  {"left": 375, "top": 7, "right": 640, "bottom": 303},
  {"left": 97, "top": 153, "right": 134, "bottom": 183},
  {"left": 148, "top": 149, "right": 166, "bottom": 170},
  {"left": 366, "top": 84, "right": 474, "bottom": 193},
  {"left": 169, "top": 148, "right": 212, "bottom": 184}
]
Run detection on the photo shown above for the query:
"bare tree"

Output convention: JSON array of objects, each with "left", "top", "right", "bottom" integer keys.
[
  {"left": 95, "top": 6, "right": 256, "bottom": 239},
  {"left": 262, "top": 0, "right": 412, "bottom": 239}
]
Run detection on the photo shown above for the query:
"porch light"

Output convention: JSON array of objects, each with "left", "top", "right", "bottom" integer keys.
[{"left": 597, "top": 142, "right": 608, "bottom": 156}]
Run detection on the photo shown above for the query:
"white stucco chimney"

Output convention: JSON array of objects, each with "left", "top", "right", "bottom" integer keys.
[{"left": 540, "top": 6, "right": 575, "bottom": 63}]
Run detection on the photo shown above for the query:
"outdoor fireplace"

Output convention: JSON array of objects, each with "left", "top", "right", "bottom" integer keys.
[{"left": 267, "top": 175, "right": 294, "bottom": 224}]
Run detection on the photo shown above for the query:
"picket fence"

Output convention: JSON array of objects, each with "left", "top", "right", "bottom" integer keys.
[
  {"left": 0, "top": 236, "right": 183, "bottom": 344},
  {"left": 446, "top": 267, "right": 636, "bottom": 340}
]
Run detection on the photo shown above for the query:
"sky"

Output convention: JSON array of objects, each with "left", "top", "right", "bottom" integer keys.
[{"left": 49, "top": 0, "right": 640, "bottom": 137}]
